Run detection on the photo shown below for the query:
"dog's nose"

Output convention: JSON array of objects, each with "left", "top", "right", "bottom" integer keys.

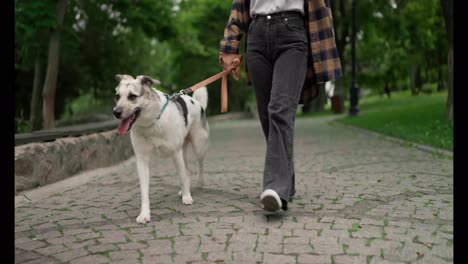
[{"left": 113, "top": 108, "right": 122, "bottom": 118}]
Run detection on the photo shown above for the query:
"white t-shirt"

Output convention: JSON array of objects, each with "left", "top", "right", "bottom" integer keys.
[{"left": 250, "top": 0, "right": 305, "bottom": 16}]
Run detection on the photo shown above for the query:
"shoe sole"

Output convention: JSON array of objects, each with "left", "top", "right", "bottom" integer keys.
[{"left": 261, "top": 195, "right": 280, "bottom": 212}]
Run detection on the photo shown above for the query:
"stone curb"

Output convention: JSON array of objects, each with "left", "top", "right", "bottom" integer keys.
[
  {"left": 15, "top": 112, "right": 252, "bottom": 207},
  {"left": 15, "top": 157, "right": 136, "bottom": 208}
]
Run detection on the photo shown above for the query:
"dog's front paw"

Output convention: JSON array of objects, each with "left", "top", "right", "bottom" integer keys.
[
  {"left": 136, "top": 211, "right": 151, "bottom": 224},
  {"left": 182, "top": 195, "right": 193, "bottom": 205}
]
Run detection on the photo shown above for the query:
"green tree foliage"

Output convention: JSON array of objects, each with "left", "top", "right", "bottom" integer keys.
[
  {"left": 15, "top": 0, "right": 451, "bottom": 132},
  {"left": 351, "top": 0, "right": 447, "bottom": 95}
]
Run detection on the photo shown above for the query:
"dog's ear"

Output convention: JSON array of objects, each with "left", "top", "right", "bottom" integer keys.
[
  {"left": 115, "top": 74, "right": 134, "bottom": 82},
  {"left": 137, "top": 75, "right": 161, "bottom": 87}
]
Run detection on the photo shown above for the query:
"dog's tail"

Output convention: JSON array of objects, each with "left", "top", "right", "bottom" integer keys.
[{"left": 192, "top": 86, "right": 208, "bottom": 110}]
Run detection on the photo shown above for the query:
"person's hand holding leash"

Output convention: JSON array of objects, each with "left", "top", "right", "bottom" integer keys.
[{"left": 219, "top": 52, "right": 242, "bottom": 80}]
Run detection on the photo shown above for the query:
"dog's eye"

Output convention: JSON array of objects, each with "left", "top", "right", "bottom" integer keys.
[
  {"left": 115, "top": 94, "right": 120, "bottom": 101},
  {"left": 128, "top": 94, "right": 137, "bottom": 101}
]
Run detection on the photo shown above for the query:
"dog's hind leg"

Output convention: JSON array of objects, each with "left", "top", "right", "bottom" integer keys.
[
  {"left": 173, "top": 149, "right": 193, "bottom": 205},
  {"left": 190, "top": 129, "right": 209, "bottom": 187},
  {"left": 197, "top": 156, "right": 205, "bottom": 186},
  {"left": 178, "top": 139, "right": 193, "bottom": 198},
  {"left": 183, "top": 139, "right": 193, "bottom": 176}
]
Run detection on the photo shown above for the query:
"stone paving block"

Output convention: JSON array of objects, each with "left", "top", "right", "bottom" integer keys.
[
  {"left": 220, "top": 216, "right": 244, "bottom": 224},
  {"left": 63, "top": 228, "right": 92, "bottom": 236},
  {"left": 332, "top": 218, "right": 360, "bottom": 230},
  {"left": 284, "top": 243, "right": 314, "bottom": 254},
  {"left": 15, "top": 240, "right": 48, "bottom": 251},
  {"left": 129, "top": 226, "right": 154, "bottom": 234},
  {"left": 75, "top": 231, "right": 101, "bottom": 241},
  {"left": 109, "top": 250, "right": 141, "bottom": 261},
  {"left": 127, "top": 232, "right": 154, "bottom": 242},
  {"left": 430, "top": 244, "right": 453, "bottom": 261},
  {"left": 298, "top": 254, "right": 331, "bottom": 264},
  {"left": 339, "top": 237, "right": 379, "bottom": 256},
  {"left": 280, "top": 221, "right": 306, "bottom": 229},
  {"left": 232, "top": 251, "right": 263, "bottom": 263},
  {"left": 304, "top": 222, "right": 331, "bottom": 230},
  {"left": 52, "top": 248, "right": 89, "bottom": 262},
  {"left": 69, "top": 254, "right": 109, "bottom": 264},
  {"left": 263, "top": 253, "right": 296, "bottom": 264},
  {"left": 155, "top": 226, "right": 181, "bottom": 238},
  {"left": 199, "top": 241, "right": 226, "bottom": 253},
  {"left": 34, "top": 230, "right": 62, "bottom": 240},
  {"left": 334, "top": 255, "right": 368, "bottom": 264},
  {"left": 108, "top": 260, "right": 140, "bottom": 264},
  {"left": 229, "top": 233, "right": 257, "bottom": 244},
  {"left": 319, "top": 216, "right": 335, "bottom": 223},
  {"left": 257, "top": 233, "right": 283, "bottom": 244},
  {"left": 229, "top": 241, "right": 256, "bottom": 253},
  {"left": 117, "top": 241, "right": 149, "bottom": 250},
  {"left": 87, "top": 243, "right": 119, "bottom": 253},
  {"left": 15, "top": 231, "right": 33, "bottom": 241},
  {"left": 65, "top": 239, "right": 97, "bottom": 249},
  {"left": 360, "top": 218, "right": 384, "bottom": 226},
  {"left": 237, "top": 225, "right": 266, "bottom": 235},
  {"left": 34, "top": 244, "right": 68, "bottom": 255},
  {"left": 98, "top": 230, "right": 128, "bottom": 244},
  {"left": 141, "top": 254, "right": 173, "bottom": 264},
  {"left": 143, "top": 239, "right": 173, "bottom": 255},
  {"left": 311, "top": 242, "right": 343, "bottom": 255},
  {"left": 284, "top": 236, "right": 310, "bottom": 244},
  {"left": 173, "top": 236, "right": 200, "bottom": 253},
  {"left": 351, "top": 225, "right": 383, "bottom": 239},
  {"left": 15, "top": 251, "right": 44, "bottom": 264},
  {"left": 255, "top": 243, "right": 283, "bottom": 254},
  {"left": 206, "top": 250, "right": 229, "bottom": 262},
  {"left": 21, "top": 257, "right": 61, "bottom": 264},
  {"left": 211, "top": 228, "right": 236, "bottom": 237},
  {"left": 93, "top": 224, "right": 120, "bottom": 231},
  {"left": 183, "top": 227, "right": 211, "bottom": 236},
  {"left": 320, "top": 229, "right": 350, "bottom": 238},
  {"left": 369, "top": 257, "right": 407, "bottom": 264}
]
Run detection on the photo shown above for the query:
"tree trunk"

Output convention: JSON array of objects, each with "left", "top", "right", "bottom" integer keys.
[
  {"left": 384, "top": 80, "right": 391, "bottom": 98},
  {"left": 330, "top": 0, "right": 347, "bottom": 111},
  {"left": 410, "top": 64, "right": 419, "bottom": 95},
  {"left": 30, "top": 56, "right": 43, "bottom": 131},
  {"left": 437, "top": 50, "right": 445, "bottom": 92},
  {"left": 42, "top": 0, "right": 68, "bottom": 129},
  {"left": 447, "top": 46, "right": 453, "bottom": 121},
  {"left": 415, "top": 66, "right": 422, "bottom": 94},
  {"left": 440, "top": 0, "right": 453, "bottom": 121},
  {"left": 332, "top": 78, "right": 345, "bottom": 113},
  {"left": 309, "top": 84, "right": 327, "bottom": 113}
]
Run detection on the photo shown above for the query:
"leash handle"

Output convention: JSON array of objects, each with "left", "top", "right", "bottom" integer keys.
[
  {"left": 183, "top": 69, "right": 232, "bottom": 93},
  {"left": 221, "top": 74, "right": 228, "bottom": 112},
  {"left": 181, "top": 69, "right": 233, "bottom": 113}
]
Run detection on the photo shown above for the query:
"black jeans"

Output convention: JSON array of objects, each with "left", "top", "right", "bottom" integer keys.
[{"left": 246, "top": 12, "right": 308, "bottom": 202}]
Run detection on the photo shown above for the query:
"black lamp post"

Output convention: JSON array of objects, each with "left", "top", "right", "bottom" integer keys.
[{"left": 349, "top": 0, "right": 360, "bottom": 116}]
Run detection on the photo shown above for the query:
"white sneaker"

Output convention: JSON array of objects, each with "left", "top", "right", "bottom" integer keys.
[{"left": 260, "top": 189, "right": 282, "bottom": 212}]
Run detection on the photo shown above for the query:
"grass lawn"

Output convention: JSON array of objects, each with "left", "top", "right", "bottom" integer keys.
[{"left": 334, "top": 91, "right": 453, "bottom": 151}]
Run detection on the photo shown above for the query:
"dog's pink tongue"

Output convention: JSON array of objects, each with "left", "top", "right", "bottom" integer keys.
[{"left": 117, "top": 117, "right": 132, "bottom": 135}]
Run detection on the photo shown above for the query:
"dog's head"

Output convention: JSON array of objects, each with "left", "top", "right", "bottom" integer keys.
[{"left": 113, "top": 74, "right": 161, "bottom": 135}]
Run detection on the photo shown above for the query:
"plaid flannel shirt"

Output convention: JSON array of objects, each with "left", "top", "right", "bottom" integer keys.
[{"left": 220, "top": 0, "right": 342, "bottom": 102}]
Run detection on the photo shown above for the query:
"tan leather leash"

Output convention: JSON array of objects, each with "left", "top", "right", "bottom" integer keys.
[
  {"left": 171, "top": 60, "right": 240, "bottom": 113},
  {"left": 180, "top": 69, "right": 231, "bottom": 113}
]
